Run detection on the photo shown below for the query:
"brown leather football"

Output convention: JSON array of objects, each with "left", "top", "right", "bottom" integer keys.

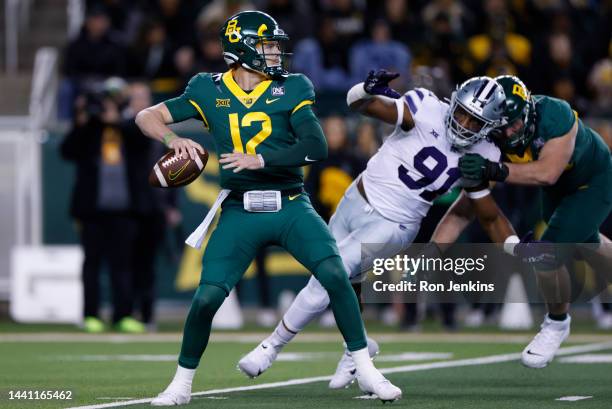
[{"left": 149, "top": 149, "right": 209, "bottom": 188}]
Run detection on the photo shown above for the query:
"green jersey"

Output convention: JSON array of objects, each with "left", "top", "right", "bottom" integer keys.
[
  {"left": 165, "top": 70, "right": 317, "bottom": 191},
  {"left": 505, "top": 95, "right": 611, "bottom": 192}
]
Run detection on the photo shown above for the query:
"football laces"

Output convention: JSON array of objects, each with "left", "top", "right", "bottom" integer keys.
[{"left": 162, "top": 155, "right": 181, "bottom": 168}]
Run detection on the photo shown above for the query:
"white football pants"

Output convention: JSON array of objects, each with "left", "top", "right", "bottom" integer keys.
[{"left": 283, "top": 178, "right": 420, "bottom": 332}]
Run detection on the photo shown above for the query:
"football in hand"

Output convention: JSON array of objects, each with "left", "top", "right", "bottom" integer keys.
[{"left": 149, "top": 149, "right": 208, "bottom": 188}]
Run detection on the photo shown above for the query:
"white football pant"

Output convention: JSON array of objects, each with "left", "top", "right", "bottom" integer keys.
[{"left": 283, "top": 179, "right": 420, "bottom": 332}]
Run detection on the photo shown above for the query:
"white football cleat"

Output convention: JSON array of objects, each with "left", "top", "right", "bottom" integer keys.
[
  {"left": 357, "top": 367, "right": 402, "bottom": 403},
  {"left": 329, "top": 337, "right": 379, "bottom": 389},
  {"left": 521, "top": 314, "right": 571, "bottom": 369},
  {"left": 150, "top": 383, "right": 191, "bottom": 406},
  {"left": 238, "top": 341, "right": 279, "bottom": 378}
]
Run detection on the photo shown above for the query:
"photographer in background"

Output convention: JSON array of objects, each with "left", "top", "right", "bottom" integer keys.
[
  {"left": 122, "top": 82, "right": 181, "bottom": 331},
  {"left": 60, "top": 78, "right": 146, "bottom": 333}
]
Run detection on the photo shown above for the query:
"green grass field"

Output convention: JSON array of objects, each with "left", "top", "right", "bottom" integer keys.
[{"left": 1, "top": 325, "right": 612, "bottom": 409}]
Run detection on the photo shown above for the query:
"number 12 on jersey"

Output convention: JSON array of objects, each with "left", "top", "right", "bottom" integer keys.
[
  {"left": 398, "top": 146, "right": 461, "bottom": 201},
  {"left": 229, "top": 112, "right": 272, "bottom": 154}
]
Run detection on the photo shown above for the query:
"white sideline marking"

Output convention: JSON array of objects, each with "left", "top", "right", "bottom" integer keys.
[
  {"left": 559, "top": 353, "right": 612, "bottom": 363},
  {"left": 556, "top": 396, "right": 593, "bottom": 402},
  {"left": 4, "top": 332, "right": 612, "bottom": 344},
  {"left": 60, "top": 355, "right": 177, "bottom": 362},
  {"left": 377, "top": 352, "right": 453, "bottom": 362},
  {"left": 95, "top": 398, "right": 134, "bottom": 400},
  {"left": 277, "top": 352, "right": 337, "bottom": 362},
  {"left": 65, "top": 341, "right": 612, "bottom": 409},
  {"left": 57, "top": 352, "right": 337, "bottom": 363}
]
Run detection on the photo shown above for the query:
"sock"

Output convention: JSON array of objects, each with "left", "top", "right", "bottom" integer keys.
[
  {"left": 170, "top": 365, "right": 196, "bottom": 388},
  {"left": 548, "top": 312, "right": 568, "bottom": 322},
  {"left": 267, "top": 320, "right": 298, "bottom": 349},
  {"left": 351, "top": 348, "right": 376, "bottom": 372}
]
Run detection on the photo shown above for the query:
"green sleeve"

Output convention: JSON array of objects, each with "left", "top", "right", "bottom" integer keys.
[
  {"left": 261, "top": 105, "right": 328, "bottom": 167},
  {"left": 164, "top": 75, "right": 202, "bottom": 122},
  {"left": 538, "top": 97, "right": 576, "bottom": 139},
  {"left": 289, "top": 74, "right": 316, "bottom": 113}
]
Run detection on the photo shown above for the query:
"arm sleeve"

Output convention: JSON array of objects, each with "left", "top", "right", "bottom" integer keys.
[
  {"left": 163, "top": 75, "right": 202, "bottom": 123},
  {"left": 261, "top": 105, "right": 328, "bottom": 167},
  {"left": 394, "top": 97, "right": 405, "bottom": 130}
]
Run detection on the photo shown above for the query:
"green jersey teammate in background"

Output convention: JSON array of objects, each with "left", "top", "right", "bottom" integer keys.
[
  {"left": 456, "top": 75, "right": 612, "bottom": 368},
  {"left": 135, "top": 11, "right": 401, "bottom": 406}
]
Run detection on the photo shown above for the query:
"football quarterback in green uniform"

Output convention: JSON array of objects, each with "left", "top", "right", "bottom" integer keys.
[
  {"left": 456, "top": 75, "right": 612, "bottom": 368},
  {"left": 135, "top": 11, "right": 401, "bottom": 405}
]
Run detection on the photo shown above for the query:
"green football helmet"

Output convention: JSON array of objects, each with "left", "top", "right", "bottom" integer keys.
[
  {"left": 219, "top": 11, "right": 290, "bottom": 79},
  {"left": 491, "top": 75, "right": 537, "bottom": 154}
]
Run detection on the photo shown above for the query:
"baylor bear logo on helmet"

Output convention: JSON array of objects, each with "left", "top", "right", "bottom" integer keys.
[
  {"left": 219, "top": 11, "right": 291, "bottom": 79},
  {"left": 224, "top": 18, "right": 242, "bottom": 43},
  {"left": 512, "top": 83, "right": 528, "bottom": 101}
]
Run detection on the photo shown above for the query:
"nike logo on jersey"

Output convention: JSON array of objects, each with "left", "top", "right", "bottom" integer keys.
[
  {"left": 288, "top": 194, "right": 301, "bottom": 201},
  {"left": 305, "top": 156, "right": 317, "bottom": 162},
  {"left": 265, "top": 98, "right": 280, "bottom": 104}
]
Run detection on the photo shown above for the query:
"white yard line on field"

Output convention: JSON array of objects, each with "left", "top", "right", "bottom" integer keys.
[
  {"left": 65, "top": 341, "right": 612, "bottom": 409},
  {"left": 559, "top": 353, "right": 612, "bottom": 363},
  {"left": 556, "top": 396, "right": 593, "bottom": 402},
  {"left": 3, "top": 332, "right": 612, "bottom": 344}
]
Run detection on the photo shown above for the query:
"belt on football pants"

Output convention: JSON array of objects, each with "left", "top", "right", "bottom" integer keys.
[
  {"left": 185, "top": 187, "right": 305, "bottom": 249},
  {"left": 227, "top": 187, "right": 304, "bottom": 201}
]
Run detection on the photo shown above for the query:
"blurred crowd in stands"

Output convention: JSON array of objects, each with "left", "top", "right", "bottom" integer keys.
[
  {"left": 59, "top": 0, "right": 612, "bottom": 331},
  {"left": 61, "top": 0, "right": 611, "bottom": 117}
]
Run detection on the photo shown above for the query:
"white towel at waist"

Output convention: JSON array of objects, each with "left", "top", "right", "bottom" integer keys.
[{"left": 185, "top": 189, "right": 231, "bottom": 249}]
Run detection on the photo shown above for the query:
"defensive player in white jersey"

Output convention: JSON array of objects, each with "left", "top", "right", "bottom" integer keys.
[{"left": 238, "top": 70, "right": 516, "bottom": 389}]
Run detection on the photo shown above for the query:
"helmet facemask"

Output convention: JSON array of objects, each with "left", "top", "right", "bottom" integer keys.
[
  {"left": 445, "top": 77, "right": 507, "bottom": 150},
  {"left": 221, "top": 17, "right": 291, "bottom": 80},
  {"left": 446, "top": 98, "right": 498, "bottom": 149},
  {"left": 244, "top": 34, "right": 291, "bottom": 78},
  {"left": 490, "top": 99, "right": 536, "bottom": 154},
  {"left": 492, "top": 75, "right": 537, "bottom": 155}
]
